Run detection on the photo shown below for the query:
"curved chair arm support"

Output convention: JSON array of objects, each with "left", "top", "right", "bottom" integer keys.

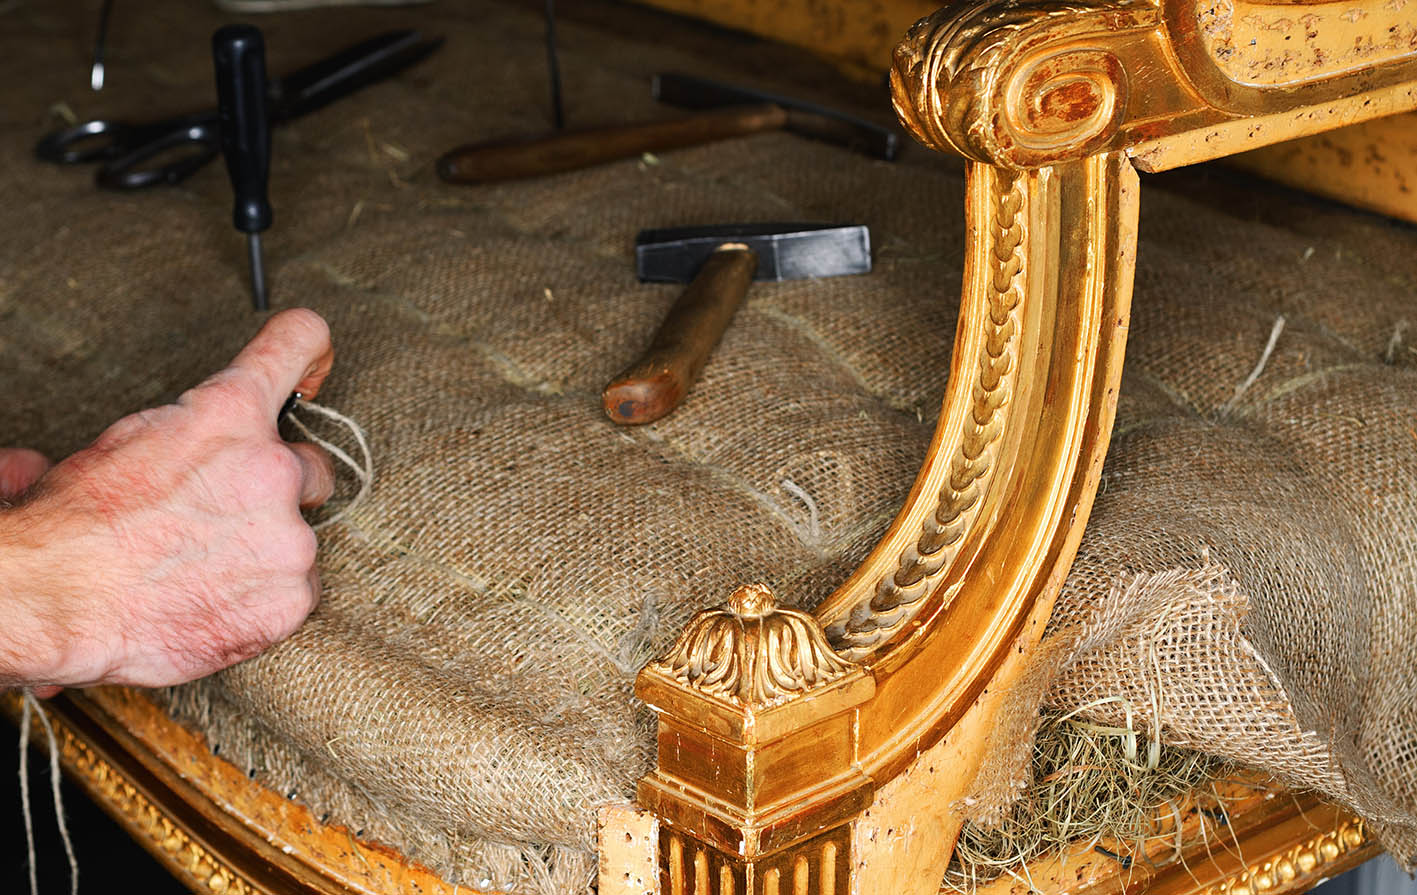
[
  {"left": 633, "top": 148, "right": 1137, "bottom": 893},
  {"left": 629, "top": 0, "right": 1417, "bottom": 890}
]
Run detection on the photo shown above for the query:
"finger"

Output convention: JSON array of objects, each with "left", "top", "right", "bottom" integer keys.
[
  {"left": 32, "top": 685, "right": 62, "bottom": 699},
  {"left": 288, "top": 441, "right": 335, "bottom": 509},
  {"left": 0, "top": 448, "right": 51, "bottom": 499},
  {"left": 204, "top": 309, "right": 334, "bottom": 420}
]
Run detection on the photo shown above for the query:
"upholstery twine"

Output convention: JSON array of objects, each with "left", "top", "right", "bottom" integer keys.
[{"left": 0, "top": 0, "right": 1414, "bottom": 890}]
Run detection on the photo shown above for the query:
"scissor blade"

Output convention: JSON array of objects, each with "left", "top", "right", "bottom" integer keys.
[{"left": 270, "top": 29, "right": 443, "bottom": 122}]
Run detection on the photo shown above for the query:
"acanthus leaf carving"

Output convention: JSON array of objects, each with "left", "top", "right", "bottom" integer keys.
[
  {"left": 890, "top": 0, "right": 1152, "bottom": 168},
  {"left": 651, "top": 583, "right": 856, "bottom": 708}
]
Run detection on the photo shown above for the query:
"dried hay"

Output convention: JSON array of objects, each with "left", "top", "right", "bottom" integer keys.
[{"left": 945, "top": 705, "right": 1235, "bottom": 892}]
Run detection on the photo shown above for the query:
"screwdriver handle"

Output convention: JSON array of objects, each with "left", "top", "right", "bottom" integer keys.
[{"left": 213, "top": 25, "right": 272, "bottom": 234}]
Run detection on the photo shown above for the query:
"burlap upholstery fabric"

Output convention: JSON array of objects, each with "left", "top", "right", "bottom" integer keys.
[
  {"left": 968, "top": 179, "right": 1417, "bottom": 867},
  {"left": 0, "top": 0, "right": 1413, "bottom": 891}
]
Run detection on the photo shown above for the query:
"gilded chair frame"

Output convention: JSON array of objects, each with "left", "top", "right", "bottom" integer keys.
[
  {"left": 619, "top": 0, "right": 1412, "bottom": 889},
  {"left": 6, "top": 0, "right": 1410, "bottom": 892}
]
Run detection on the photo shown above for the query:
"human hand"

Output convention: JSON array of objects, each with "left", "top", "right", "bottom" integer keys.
[
  {"left": 0, "top": 308, "right": 336, "bottom": 693},
  {"left": 0, "top": 449, "right": 50, "bottom": 501}
]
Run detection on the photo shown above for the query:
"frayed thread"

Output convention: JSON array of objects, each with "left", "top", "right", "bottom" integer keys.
[
  {"left": 779, "top": 478, "right": 821, "bottom": 543},
  {"left": 1221, "top": 315, "right": 1286, "bottom": 414},
  {"left": 1386, "top": 320, "right": 1409, "bottom": 365}
]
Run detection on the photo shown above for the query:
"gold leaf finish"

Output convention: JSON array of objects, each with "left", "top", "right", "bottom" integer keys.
[
  {"left": 643, "top": 152, "right": 1138, "bottom": 895},
  {"left": 7, "top": 695, "right": 260, "bottom": 895},
  {"left": 890, "top": 0, "right": 1148, "bottom": 168},
  {"left": 658, "top": 824, "right": 850, "bottom": 895},
  {"left": 1201, "top": 819, "right": 1370, "bottom": 895},
  {"left": 652, "top": 584, "right": 856, "bottom": 707},
  {"left": 3, "top": 689, "right": 491, "bottom": 895},
  {"left": 890, "top": 0, "right": 1417, "bottom": 171},
  {"left": 827, "top": 168, "right": 1024, "bottom": 659}
]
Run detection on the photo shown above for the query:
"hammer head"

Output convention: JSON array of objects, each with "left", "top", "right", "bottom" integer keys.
[
  {"left": 653, "top": 72, "right": 900, "bottom": 161},
  {"left": 636, "top": 223, "right": 871, "bottom": 283}
]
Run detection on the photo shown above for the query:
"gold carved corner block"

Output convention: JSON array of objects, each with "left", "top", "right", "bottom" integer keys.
[
  {"left": 648, "top": 583, "right": 860, "bottom": 711},
  {"left": 635, "top": 585, "right": 873, "bottom": 894},
  {"left": 638, "top": 583, "right": 873, "bottom": 746}
]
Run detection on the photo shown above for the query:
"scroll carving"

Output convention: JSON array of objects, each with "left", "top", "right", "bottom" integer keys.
[
  {"left": 891, "top": 0, "right": 1146, "bottom": 168},
  {"left": 651, "top": 583, "right": 856, "bottom": 707},
  {"left": 827, "top": 168, "right": 1023, "bottom": 660},
  {"left": 1003, "top": 44, "right": 1127, "bottom": 158},
  {"left": 891, "top": 0, "right": 1417, "bottom": 172}
]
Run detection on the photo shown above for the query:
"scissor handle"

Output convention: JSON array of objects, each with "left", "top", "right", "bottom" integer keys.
[
  {"left": 35, "top": 119, "right": 130, "bottom": 164},
  {"left": 94, "top": 115, "right": 221, "bottom": 190}
]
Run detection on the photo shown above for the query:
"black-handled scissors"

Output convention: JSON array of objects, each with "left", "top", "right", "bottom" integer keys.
[{"left": 36, "top": 29, "right": 443, "bottom": 190}]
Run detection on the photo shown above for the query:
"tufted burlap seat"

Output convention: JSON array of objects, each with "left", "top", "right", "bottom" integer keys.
[{"left": 1, "top": 0, "right": 1414, "bottom": 891}]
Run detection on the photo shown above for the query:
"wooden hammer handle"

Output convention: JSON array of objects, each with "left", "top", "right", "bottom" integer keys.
[
  {"left": 603, "top": 246, "right": 758, "bottom": 425},
  {"left": 437, "top": 104, "right": 787, "bottom": 184}
]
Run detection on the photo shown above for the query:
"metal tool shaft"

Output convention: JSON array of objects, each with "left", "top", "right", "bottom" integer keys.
[
  {"left": 247, "top": 233, "right": 268, "bottom": 311},
  {"left": 91, "top": 0, "right": 115, "bottom": 90},
  {"left": 215, "top": 25, "right": 274, "bottom": 312}
]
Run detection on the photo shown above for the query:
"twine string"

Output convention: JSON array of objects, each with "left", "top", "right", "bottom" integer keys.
[
  {"left": 286, "top": 400, "right": 374, "bottom": 531},
  {"left": 19, "top": 691, "right": 79, "bottom": 895}
]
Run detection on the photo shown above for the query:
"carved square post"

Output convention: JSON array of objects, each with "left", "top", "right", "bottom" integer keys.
[{"left": 635, "top": 584, "right": 875, "bottom": 895}]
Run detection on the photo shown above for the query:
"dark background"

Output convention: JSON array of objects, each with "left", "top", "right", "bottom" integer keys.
[{"left": 3, "top": 718, "right": 184, "bottom": 895}]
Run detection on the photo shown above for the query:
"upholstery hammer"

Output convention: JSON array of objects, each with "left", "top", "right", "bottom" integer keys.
[
  {"left": 437, "top": 73, "right": 898, "bottom": 184},
  {"left": 604, "top": 223, "right": 870, "bottom": 425}
]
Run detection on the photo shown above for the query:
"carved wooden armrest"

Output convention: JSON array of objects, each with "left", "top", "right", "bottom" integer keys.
[
  {"left": 614, "top": 2, "right": 1417, "bottom": 893},
  {"left": 621, "top": 153, "right": 1135, "bottom": 895},
  {"left": 891, "top": 0, "right": 1417, "bottom": 172}
]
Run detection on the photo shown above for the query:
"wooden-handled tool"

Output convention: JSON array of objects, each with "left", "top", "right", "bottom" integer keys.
[
  {"left": 604, "top": 223, "right": 872, "bottom": 425},
  {"left": 604, "top": 245, "right": 757, "bottom": 425},
  {"left": 439, "top": 104, "right": 787, "bottom": 184},
  {"left": 438, "top": 72, "right": 898, "bottom": 185}
]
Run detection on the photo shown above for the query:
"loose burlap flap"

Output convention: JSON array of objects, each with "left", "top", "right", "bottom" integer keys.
[{"left": 966, "top": 184, "right": 1417, "bottom": 869}]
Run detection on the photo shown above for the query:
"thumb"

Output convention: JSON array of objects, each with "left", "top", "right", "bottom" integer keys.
[
  {"left": 197, "top": 308, "right": 334, "bottom": 423},
  {"left": 0, "top": 449, "right": 51, "bottom": 500}
]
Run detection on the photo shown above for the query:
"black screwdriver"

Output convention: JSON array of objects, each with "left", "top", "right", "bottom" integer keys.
[{"left": 213, "top": 25, "right": 273, "bottom": 311}]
